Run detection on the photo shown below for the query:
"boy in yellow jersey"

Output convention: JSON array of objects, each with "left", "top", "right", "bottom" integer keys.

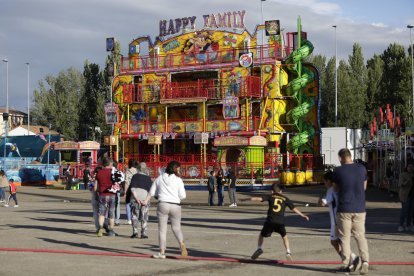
[{"left": 242, "top": 184, "right": 309, "bottom": 260}]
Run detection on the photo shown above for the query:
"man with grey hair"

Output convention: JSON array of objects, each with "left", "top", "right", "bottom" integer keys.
[
  {"left": 125, "top": 159, "right": 138, "bottom": 225},
  {"left": 127, "top": 162, "right": 153, "bottom": 238}
]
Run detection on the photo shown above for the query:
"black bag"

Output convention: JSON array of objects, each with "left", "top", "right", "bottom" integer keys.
[{"left": 105, "top": 183, "right": 121, "bottom": 194}]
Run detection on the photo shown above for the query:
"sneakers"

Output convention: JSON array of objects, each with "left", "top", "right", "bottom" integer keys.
[
  {"left": 114, "top": 222, "right": 120, "bottom": 226},
  {"left": 97, "top": 228, "right": 104, "bottom": 237},
  {"left": 350, "top": 256, "right": 361, "bottom": 273},
  {"left": 141, "top": 234, "right": 148, "bottom": 239},
  {"left": 229, "top": 203, "right": 237, "bottom": 207},
  {"left": 127, "top": 220, "right": 132, "bottom": 225},
  {"left": 397, "top": 225, "right": 405, "bottom": 232},
  {"left": 152, "top": 252, "right": 166, "bottom": 259},
  {"left": 180, "top": 242, "right": 188, "bottom": 257},
  {"left": 108, "top": 230, "right": 117, "bottom": 237},
  {"left": 350, "top": 253, "right": 357, "bottom": 264},
  {"left": 360, "top": 262, "right": 369, "bottom": 275},
  {"left": 286, "top": 252, "right": 293, "bottom": 261},
  {"left": 14, "top": 205, "right": 19, "bottom": 208},
  {"left": 130, "top": 233, "right": 139, "bottom": 239},
  {"left": 3, "top": 204, "right": 9, "bottom": 207},
  {"left": 251, "top": 248, "right": 263, "bottom": 260}
]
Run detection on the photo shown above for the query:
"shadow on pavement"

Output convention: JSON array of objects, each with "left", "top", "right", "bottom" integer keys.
[
  {"left": 38, "top": 237, "right": 139, "bottom": 255},
  {"left": 7, "top": 224, "right": 92, "bottom": 235}
]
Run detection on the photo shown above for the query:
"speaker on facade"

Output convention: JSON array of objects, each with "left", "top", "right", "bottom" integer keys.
[{"left": 106, "top": 37, "right": 115, "bottom": 52}]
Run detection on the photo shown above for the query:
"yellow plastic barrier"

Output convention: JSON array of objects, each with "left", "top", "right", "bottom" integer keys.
[
  {"left": 295, "top": 171, "right": 306, "bottom": 185},
  {"left": 305, "top": 170, "right": 313, "bottom": 183}
]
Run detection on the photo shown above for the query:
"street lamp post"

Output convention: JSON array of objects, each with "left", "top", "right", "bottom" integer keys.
[
  {"left": 26, "top": 62, "right": 30, "bottom": 135},
  {"left": 261, "top": 0, "right": 266, "bottom": 47},
  {"left": 47, "top": 118, "right": 52, "bottom": 170},
  {"left": 2, "top": 59, "right": 8, "bottom": 113},
  {"left": 408, "top": 25, "right": 414, "bottom": 125},
  {"left": 2, "top": 59, "right": 9, "bottom": 166},
  {"left": 333, "top": 26, "right": 338, "bottom": 127},
  {"left": 2, "top": 113, "right": 8, "bottom": 161}
]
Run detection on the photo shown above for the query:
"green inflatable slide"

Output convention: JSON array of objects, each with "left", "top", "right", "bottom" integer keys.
[{"left": 284, "top": 18, "right": 316, "bottom": 154}]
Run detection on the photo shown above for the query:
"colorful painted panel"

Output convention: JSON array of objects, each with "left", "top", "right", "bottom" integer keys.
[
  {"left": 226, "top": 120, "right": 244, "bottom": 131},
  {"left": 169, "top": 122, "right": 185, "bottom": 133},
  {"left": 206, "top": 121, "right": 225, "bottom": 132},
  {"left": 185, "top": 121, "right": 203, "bottom": 132}
]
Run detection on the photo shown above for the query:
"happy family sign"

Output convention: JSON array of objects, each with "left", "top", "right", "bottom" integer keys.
[{"left": 159, "top": 10, "right": 246, "bottom": 37}]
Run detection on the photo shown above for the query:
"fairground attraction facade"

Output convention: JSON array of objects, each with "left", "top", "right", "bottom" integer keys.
[{"left": 108, "top": 11, "right": 324, "bottom": 188}]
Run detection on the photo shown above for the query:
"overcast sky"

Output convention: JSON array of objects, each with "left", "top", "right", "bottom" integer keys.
[{"left": 0, "top": 0, "right": 413, "bottom": 112}]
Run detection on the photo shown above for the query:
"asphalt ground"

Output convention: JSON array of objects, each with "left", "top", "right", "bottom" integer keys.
[{"left": 0, "top": 185, "right": 413, "bottom": 276}]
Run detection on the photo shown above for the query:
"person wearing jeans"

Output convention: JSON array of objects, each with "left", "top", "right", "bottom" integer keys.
[
  {"left": 125, "top": 159, "right": 138, "bottom": 225},
  {"left": 144, "top": 161, "right": 187, "bottom": 259},
  {"left": 95, "top": 157, "right": 117, "bottom": 237},
  {"left": 333, "top": 148, "right": 369, "bottom": 275},
  {"left": 216, "top": 169, "right": 224, "bottom": 206},
  {"left": 398, "top": 163, "right": 414, "bottom": 232},
  {"left": 207, "top": 170, "right": 217, "bottom": 206},
  {"left": 0, "top": 170, "right": 9, "bottom": 203},
  {"left": 128, "top": 162, "right": 152, "bottom": 239},
  {"left": 227, "top": 169, "right": 237, "bottom": 207},
  {"left": 4, "top": 179, "right": 18, "bottom": 207}
]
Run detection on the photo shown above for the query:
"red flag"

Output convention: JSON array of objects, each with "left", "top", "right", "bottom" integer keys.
[{"left": 379, "top": 107, "right": 384, "bottom": 123}]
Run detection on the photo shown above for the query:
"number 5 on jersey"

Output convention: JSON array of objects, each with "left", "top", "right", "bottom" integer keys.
[{"left": 273, "top": 198, "right": 283, "bottom": 213}]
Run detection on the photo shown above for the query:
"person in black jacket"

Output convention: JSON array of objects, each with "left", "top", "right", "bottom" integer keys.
[
  {"left": 227, "top": 168, "right": 237, "bottom": 207},
  {"left": 127, "top": 162, "right": 153, "bottom": 239},
  {"left": 216, "top": 168, "right": 224, "bottom": 206},
  {"left": 207, "top": 170, "right": 217, "bottom": 206}
]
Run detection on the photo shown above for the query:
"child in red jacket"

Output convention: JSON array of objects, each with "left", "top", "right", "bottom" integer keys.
[{"left": 4, "top": 179, "right": 18, "bottom": 208}]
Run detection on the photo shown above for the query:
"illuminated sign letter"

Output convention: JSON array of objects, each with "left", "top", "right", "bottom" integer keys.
[
  {"left": 218, "top": 13, "right": 227, "bottom": 28},
  {"left": 189, "top": 16, "right": 196, "bottom": 29},
  {"left": 226, "top": 12, "right": 232, "bottom": 28},
  {"left": 159, "top": 20, "right": 167, "bottom": 37},
  {"left": 175, "top": 18, "right": 182, "bottom": 33},
  {"left": 203, "top": 14, "right": 209, "bottom": 27},
  {"left": 167, "top": 19, "right": 175, "bottom": 35},
  {"left": 238, "top": 10, "right": 246, "bottom": 29},
  {"left": 210, "top": 14, "right": 218, "bottom": 28}
]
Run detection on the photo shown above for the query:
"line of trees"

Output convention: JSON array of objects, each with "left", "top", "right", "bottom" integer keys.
[
  {"left": 309, "top": 42, "right": 413, "bottom": 129},
  {"left": 31, "top": 61, "right": 112, "bottom": 141}
]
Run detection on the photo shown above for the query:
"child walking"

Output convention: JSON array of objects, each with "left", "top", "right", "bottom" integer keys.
[
  {"left": 242, "top": 184, "right": 309, "bottom": 260},
  {"left": 320, "top": 171, "right": 358, "bottom": 269},
  {"left": 4, "top": 179, "right": 18, "bottom": 208}
]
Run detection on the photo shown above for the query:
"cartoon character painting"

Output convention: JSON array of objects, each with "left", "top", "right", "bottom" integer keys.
[{"left": 183, "top": 31, "right": 219, "bottom": 63}]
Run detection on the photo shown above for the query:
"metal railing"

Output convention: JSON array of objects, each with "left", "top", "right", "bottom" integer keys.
[
  {"left": 121, "top": 153, "right": 324, "bottom": 180},
  {"left": 122, "top": 76, "right": 261, "bottom": 104},
  {"left": 120, "top": 44, "right": 288, "bottom": 73}
]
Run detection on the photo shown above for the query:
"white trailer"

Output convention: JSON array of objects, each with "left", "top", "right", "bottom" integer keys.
[{"left": 321, "top": 127, "right": 364, "bottom": 166}]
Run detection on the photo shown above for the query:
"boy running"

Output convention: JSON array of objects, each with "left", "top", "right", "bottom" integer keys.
[
  {"left": 242, "top": 184, "right": 309, "bottom": 260},
  {"left": 4, "top": 178, "right": 18, "bottom": 207}
]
